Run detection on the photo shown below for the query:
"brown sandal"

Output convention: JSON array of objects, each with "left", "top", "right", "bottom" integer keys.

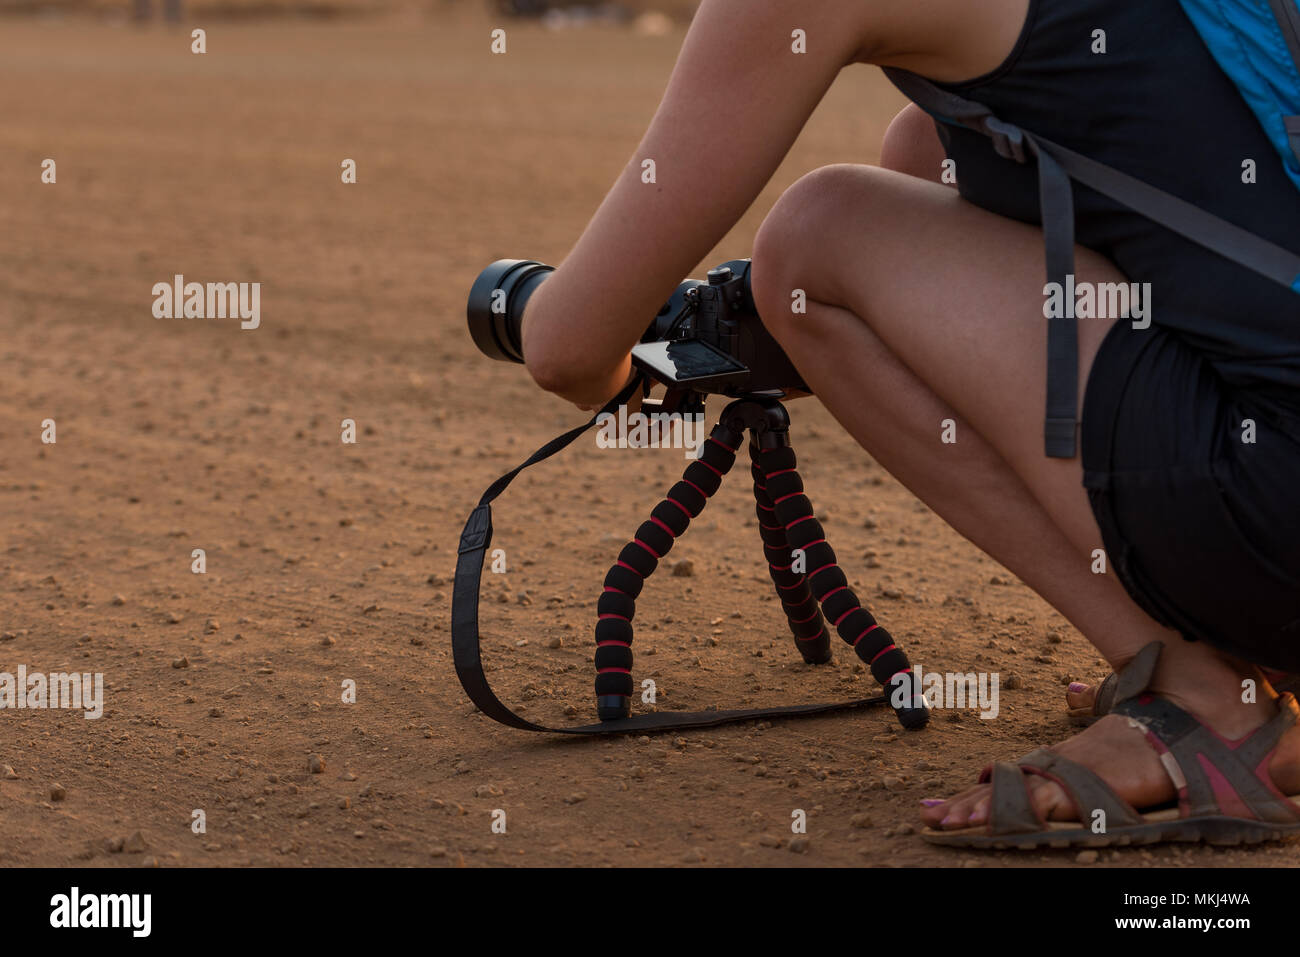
[{"left": 925, "top": 642, "right": 1300, "bottom": 849}]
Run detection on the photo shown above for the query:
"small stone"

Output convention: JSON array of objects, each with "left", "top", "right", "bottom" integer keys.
[
  {"left": 308, "top": 754, "right": 326, "bottom": 774},
  {"left": 321, "top": 636, "right": 336, "bottom": 646},
  {"left": 788, "top": 836, "right": 811, "bottom": 854},
  {"left": 166, "top": 612, "right": 183, "bottom": 624},
  {"left": 547, "top": 636, "right": 563, "bottom": 650},
  {"left": 1004, "top": 673, "right": 1024, "bottom": 690},
  {"left": 430, "top": 846, "right": 447, "bottom": 858},
  {"left": 2, "top": 765, "right": 17, "bottom": 780},
  {"left": 123, "top": 831, "right": 147, "bottom": 854},
  {"left": 671, "top": 560, "right": 695, "bottom": 577},
  {"left": 50, "top": 783, "right": 67, "bottom": 802},
  {"left": 172, "top": 656, "right": 190, "bottom": 669},
  {"left": 112, "top": 594, "right": 126, "bottom": 606},
  {"left": 850, "top": 812, "right": 874, "bottom": 829},
  {"left": 758, "top": 833, "right": 783, "bottom": 848},
  {"left": 103, "top": 836, "right": 125, "bottom": 854},
  {"left": 1076, "top": 850, "right": 1099, "bottom": 865},
  {"left": 564, "top": 792, "right": 587, "bottom": 805}
]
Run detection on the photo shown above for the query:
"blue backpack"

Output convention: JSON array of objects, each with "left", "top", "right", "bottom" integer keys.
[{"left": 885, "top": 0, "right": 1300, "bottom": 459}]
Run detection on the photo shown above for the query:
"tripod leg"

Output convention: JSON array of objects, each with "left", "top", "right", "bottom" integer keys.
[
  {"left": 755, "top": 443, "right": 929, "bottom": 729},
  {"left": 593, "top": 423, "right": 741, "bottom": 721},
  {"left": 749, "top": 443, "right": 833, "bottom": 664}
]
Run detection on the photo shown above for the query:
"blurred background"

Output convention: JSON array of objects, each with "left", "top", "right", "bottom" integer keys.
[{"left": 0, "top": 0, "right": 702, "bottom": 24}]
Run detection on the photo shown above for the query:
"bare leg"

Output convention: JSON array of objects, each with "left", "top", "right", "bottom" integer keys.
[{"left": 750, "top": 140, "right": 1300, "bottom": 828}]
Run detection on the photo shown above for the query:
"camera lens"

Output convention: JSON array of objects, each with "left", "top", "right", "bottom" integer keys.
[{"left": 466, "top": 259, "right": 554, "bottom": 363}]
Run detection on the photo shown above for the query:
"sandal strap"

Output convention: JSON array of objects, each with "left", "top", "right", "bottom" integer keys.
[
  {"left": 1018, "top": 748, "right": 1144, "bottom": 828},
  {"left": 1236, "top": 692, "right": 1300, "bottom": 766},
  {"left": 1108, "top": 641, "right": 1164, "bottom": 705},
  {"left": 987, "top": 761, "right": 1044, "bottom": 835},
  {"left": 1114, "top": 693, "right": 1300, "bottom": 823},
  {"left": 1091, "top": 670, "right": 1120, "bottom": 717}
]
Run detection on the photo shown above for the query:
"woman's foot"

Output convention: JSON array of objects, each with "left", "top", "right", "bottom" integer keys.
[
  {"left": 923, "top": 646, "right": 1300, "bottom": 832},
  {"left": 1063, "top": 668, "right": 1299, "bottom": 725}
]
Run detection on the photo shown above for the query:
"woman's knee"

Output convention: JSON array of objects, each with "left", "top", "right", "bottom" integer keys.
[
  {"left": 752, "top": 163, "right": 905, "bottom": 333},
  {"left": 880, "top": 104, "right": 948, "bottom": 183},
  {"left": 752, "top": 163, "right": 869, "bottom": 332}
]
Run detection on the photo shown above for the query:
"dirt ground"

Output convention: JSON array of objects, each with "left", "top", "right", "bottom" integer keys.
[{"left": 1, "top": 11, "right": 1295, "bottom": 869}]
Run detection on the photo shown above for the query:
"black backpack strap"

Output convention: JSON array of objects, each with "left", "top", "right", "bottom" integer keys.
[
  {"left": 450, "top": 375, "right": 888, "bottom": 735},
  {"left": 883, "top": 67, "right": 1300, "bottom": 459}
]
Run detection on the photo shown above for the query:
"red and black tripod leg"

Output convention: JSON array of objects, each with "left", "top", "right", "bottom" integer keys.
[
  {"left": 726, "top": 397, "right": 929, "bottom": 730},
  {"left": 749, "top": 442, "right": 833, "bottom": 665},
  {"left": 593, "top": 423, "right": 741, "bottom": 721}
]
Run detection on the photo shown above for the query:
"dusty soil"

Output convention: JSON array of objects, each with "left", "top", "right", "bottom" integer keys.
[{"left": 1, "top": 12, "right": 1294, "bottom": 868}]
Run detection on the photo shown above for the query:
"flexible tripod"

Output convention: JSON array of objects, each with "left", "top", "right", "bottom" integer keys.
[{"left": 592, "top": 394, "right": 929, "bottom": 730}]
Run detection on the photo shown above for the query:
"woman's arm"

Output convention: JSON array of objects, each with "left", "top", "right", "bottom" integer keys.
[{"left": 520, "top": 0, "right": 877, "bottom": 406}]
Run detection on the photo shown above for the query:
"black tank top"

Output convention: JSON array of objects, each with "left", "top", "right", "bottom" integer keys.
[{"left": 934, "top": 0, "right": 1300, "bottom": 421}]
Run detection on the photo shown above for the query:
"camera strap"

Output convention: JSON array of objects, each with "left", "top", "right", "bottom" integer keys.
[{"left": 451, "top": 374, "right": 888, "bottom": 734}]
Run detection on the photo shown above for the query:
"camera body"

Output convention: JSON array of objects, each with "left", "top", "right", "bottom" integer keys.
[{"left": 466, "top": 258, "right": 808, "bottom": 399}]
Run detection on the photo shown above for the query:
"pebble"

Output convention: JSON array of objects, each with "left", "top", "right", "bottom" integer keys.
[
  {"left": 308, "top": 754, "right": 326, "bottom": 774},
  {"left": 172, "top": 657, "right": 190, "bottom": 669},
  {"left": 758, "top": 833, "right": 783, "bottom": 848},
  {"left": 672, "top": 560, "right": 695, "bottom": 577},
  {"left": 563, "top": 793, "right": 587, "bottom": 805},
  {"left": 50, "top": 783, "right": 67, "bottom": 802},
  {"left": 1076, "top": 850, "right": 1099, "bottom": 865},
  {"left": 112, "top": 594, "right": 126, "bottom": 606},
  {"left": 547, "top": 637, "right": 563, "bottom": 649},
  {"left": 1004, "top": 673, "right": 1024, "bottom": 689},
  {"left": 123, "top": 831, "right": 147, "bottom": 854},
  {"left": 788, "top": 836, "right": 811, "bottom": 854},
  {"left": 850, "top": 812, "right": 874, "bottom": 829},
  {"left": 2, "top": 765, "right": 16, "bottom": 780},
  {"left": 166, "top": 612, "right": 183, "bottom": 624},
  {"left": 321, "top": 636, "right": 336, "bottom": 646}
]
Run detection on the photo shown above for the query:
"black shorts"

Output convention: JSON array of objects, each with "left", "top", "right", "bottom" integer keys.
[{"left": 1081, "top": 319, "right": 1300, "bottom": 671}]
